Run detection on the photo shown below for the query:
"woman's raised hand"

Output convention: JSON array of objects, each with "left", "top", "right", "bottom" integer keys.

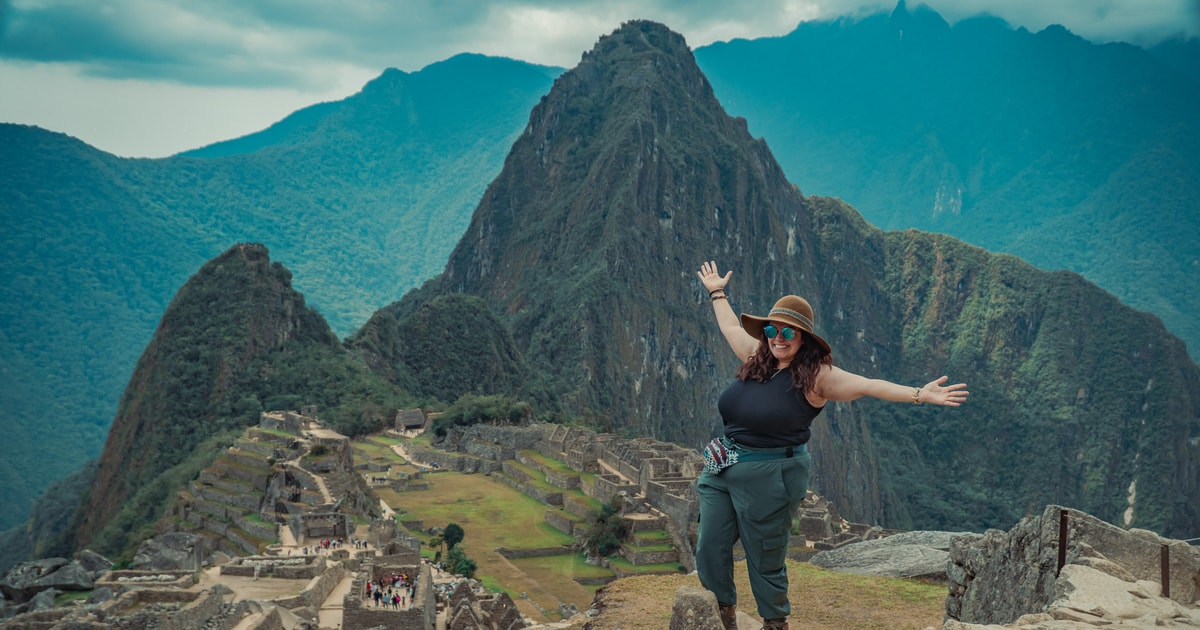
[
  {"left": 920, "top": 376, "right": 970, "bottom": 407},
  {"left": 697, "top": 260, "right": 732, "bottom": 293}
]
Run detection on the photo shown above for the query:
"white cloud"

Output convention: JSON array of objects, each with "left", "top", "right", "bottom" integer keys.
[
  {"left": 2, "top": 0, "right": 1194, "bottom": 156},
  {"left": 0, "top": 60, "right": 374, "bottom": 157}
]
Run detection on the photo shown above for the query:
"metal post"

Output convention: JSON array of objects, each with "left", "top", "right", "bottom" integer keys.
[
  {"left": 1161, "top": 544, "right": 1171, "bottom": 599},
  {"left": 1057, "top": 510, "right": 1068, "bottom": 576}
]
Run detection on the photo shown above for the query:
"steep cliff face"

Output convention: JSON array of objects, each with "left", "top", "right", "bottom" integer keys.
[
  {"left": 75, "top": 243, "right": 339, "bottom": 551},
  {"left": 363, "top": 21, "right": 1200, "bottom": 535}
]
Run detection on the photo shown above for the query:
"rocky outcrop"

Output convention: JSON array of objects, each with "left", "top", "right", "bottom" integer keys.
[
  {"left": 131, "top": 532, "right": 208, "bottom": 572},
  {"left": 0, "top": 556, "right": 100, "bottom": 605},
  {"left": 809, "top": 530, "right": 971, "bottom": 582},
  {"left": 946, "top": 505, "right": 1200, "bottom": 628},
  {"left": 76, "top": 549, "right": 113, "bottom": 579},
  {"left": 669, "top": 585, "right": 724, "bottom": 630}
]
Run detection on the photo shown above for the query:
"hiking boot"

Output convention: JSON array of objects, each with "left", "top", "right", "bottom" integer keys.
[
  {"left": 718, "top": 603, "right": 737, "bottom": 630},
  {"left": 762, "top": 618, "right": 789, "bottom": 630}
]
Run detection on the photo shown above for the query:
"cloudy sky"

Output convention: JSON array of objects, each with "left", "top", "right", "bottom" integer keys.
[{"left": 2, "top": 0, "right": 1196, "bottom": 158}]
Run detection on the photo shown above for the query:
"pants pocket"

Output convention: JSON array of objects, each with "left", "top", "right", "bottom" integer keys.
[{"left": 760, "top": 533, "right": 789, "bottom": 573}]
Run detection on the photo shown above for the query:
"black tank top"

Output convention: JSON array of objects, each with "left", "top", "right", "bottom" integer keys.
[{"left": 718, "top": 369, "right": 824, "bottom": 448}]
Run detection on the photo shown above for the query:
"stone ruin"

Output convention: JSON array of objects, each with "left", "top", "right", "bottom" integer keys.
[
  {"left": 945, "top": 504, "right": 1200, "bottom": 628},
  {"left": 414, "top": 422, "right": 901, "bottom": 572},
  {"left": 441, "top": 579, "right": 527, "bottom": 630},
  {"left": 396, "top": 408, "right": 428, "bottom": 432},
  {"left": 669, "top": 503, "right": 1200, "bottom": 629},
  {"left": 341, "top": 549, "right": 437, "bottom": 630},
  {"left": 258, "top": 406, "right": 318, "bottom": 434},
  {"left": 293, "top": 511, "right": 353, "bottom": 541},
  {"left": 219, "top": 553, "right": 326, "bottom": 580}
]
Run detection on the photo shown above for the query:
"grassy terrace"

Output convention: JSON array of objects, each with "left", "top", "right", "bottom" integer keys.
[
  {"left": 607, "top": 557, "right": 684, "bottom": 575},
  {"left": 254, "top": 427, "right": 294, "bottom": 439},
  {"left": 370, "top": 434, "right": 406, "bottom": 446},
  {"left": 632, "top": 530, "right": 671, "bottom": 542},
  {"left": 503, "top": 460, "right": 564, "bottom": 494},
  {"left": 562, "top": 490, "right": 603, "bottom": 514},
  {"left": 242, "top": 512, "right": 275, "bottom": 528},
  {"left": 378, "top": 470, "right": 599, "bottom": 621},
  {"left": 215, "top": 456, "right": 272, "bottom": 476},
  {"left": 405, "top": 433, "right": 435, "bottom": 448},
  {"left": 520, "top": 449, "right": 598, "bottom": 488},
  {"left": 350, "top": 438, "right": 406, "bottom": 463},
  {"left": 519, "top": 449, "right": 576, "bottom": 476}
]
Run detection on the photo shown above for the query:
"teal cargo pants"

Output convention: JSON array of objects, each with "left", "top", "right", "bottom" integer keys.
[{"left": 695, "top": 445, "right": 811, "bottom": 620}]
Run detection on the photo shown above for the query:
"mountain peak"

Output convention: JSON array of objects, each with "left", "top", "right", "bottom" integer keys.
[{"left": 75, "top": 243, "right": 337, "bottom": 552}]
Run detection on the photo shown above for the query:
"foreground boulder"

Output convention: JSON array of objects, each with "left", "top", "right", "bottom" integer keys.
[
  {"left": 669, "top": 585, "right": 723, "bottom": 630},
  {"left": 0, "top": 558, "right": 68, "bottom": 603},
  {"left": 809, "top": 531, "right": 971, "bottom": 582},
  {"left": 947, "top": 504, "right": 1200, "bottom": 628},
  {"left": 131, "top": 532, "right": 207, "bottom": 571},
  {"left": 75, "top": 549, "right": 112, "bottom": 580},
  {"left": 0, "top": 556, "right": 98, "bottom": 605}
]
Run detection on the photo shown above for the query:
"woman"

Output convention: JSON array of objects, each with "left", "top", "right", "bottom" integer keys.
[{"left": 695, "top": 260, "right": 968, "bottom": 630}]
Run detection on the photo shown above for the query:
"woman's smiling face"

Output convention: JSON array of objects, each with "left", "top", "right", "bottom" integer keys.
[{"left": 764, "top": 320, "right": 802, "bottom": 367}]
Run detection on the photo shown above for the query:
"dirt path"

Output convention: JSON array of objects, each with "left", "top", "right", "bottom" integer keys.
[
  {"left": 288, "top": 461, "right": 333, "bottom": 504},
  {"left": 192, "top": 566, "right": 305, "bottom": 602},
  {"left": 318, "top": 572, "right": 355, "bottom": 628}
]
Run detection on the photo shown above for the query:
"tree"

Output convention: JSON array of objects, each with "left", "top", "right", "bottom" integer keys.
[
  {"left": 429, "top": 534, "right": 444, "bottom": 563},
  {"left": 584, "top": 501, "right": 629, "bottom": 558},
  {"left": 446, "top": 545, "right": 477, "bottom": 579},
  {"left": 443, "top": 523, "right": 465, "bottom": 550}
]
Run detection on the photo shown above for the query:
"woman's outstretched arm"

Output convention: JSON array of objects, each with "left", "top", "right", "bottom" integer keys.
[
  {"left": 813, "top": 367, "right": 969, "bottom": 407},
  {"left": 696, "top": 260, "right": 758, "bottom": 362}
]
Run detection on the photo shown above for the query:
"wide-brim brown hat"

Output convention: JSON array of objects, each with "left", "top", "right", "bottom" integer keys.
[{"left": 740, "top": 295, "right": 831, "bottom": 353}]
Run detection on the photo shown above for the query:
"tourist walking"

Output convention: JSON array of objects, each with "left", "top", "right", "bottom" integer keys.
[{"left": 694, "top": 260, "right": 969, "bottom": 630}]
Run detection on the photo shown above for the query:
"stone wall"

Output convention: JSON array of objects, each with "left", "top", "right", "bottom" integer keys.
[
  {"left": 947, "top": 504, "right": 1200, "bottom": 625},
  {"left": 220, "top": 555, "right": 323, "bottom": 579},
  {"left": 545, "top": 510, "right": 580, "bottom": 535},
  {"left": 269, "top": 561, "right": 345, "bottom": 610},
  {"left": 342, "top": 561, "right": 436, "bottom": 630},
  {"left": 623, "top": 514, "right": 668, "bottom": 533},
  {"left": 545, "top": 469, "right": 581, "bottom": 490},
  {"left": 593, "top": 474, "right": 638, "bottom": 505},
  {"left": 407, "top": 444, "right": 503, "bottom": 474},
  {"left": 259, "top": 412, "right": 302, "bottom": 435},
  {"left": 234, "top": 516, "right": 277, "bottom": 543},
  {"left": 622, "top": 548, "right": 680, "bottom": 566},
  {"left": 189, "top": 482, "right": 264, "bottom": 513},
  {"left": 561, "top": 495, "right": 594, "bottom": 520},
  {"left": 98, "top": 570, "right": 195, "bottom": 592}
]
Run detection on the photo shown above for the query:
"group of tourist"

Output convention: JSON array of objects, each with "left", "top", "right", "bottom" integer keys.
[
  {"left": 364, "top": 571, "right": 417, "bottom": 609},
  {"left": 294, "top": 537, "right": 352, "bottom": 556}
]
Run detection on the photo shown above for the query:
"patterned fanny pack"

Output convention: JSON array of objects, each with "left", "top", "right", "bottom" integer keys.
[
  {"left": 702, "top": 436, "right": 740, "bottom": 475},
  {"left": 702, "top": 437, "right": 804, "bottom": 475}
]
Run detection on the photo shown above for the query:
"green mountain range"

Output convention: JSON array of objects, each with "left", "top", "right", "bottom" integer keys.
[
  {"left": 3, "top": 19, "right": 1198, "bottom": 573},
  {"left": 360, "top": 21, "right": 1199, "bottom": 539},
  {"left": 694, "top": 1, "right": 1200, "bottom": 364},
  {"left": 0, "top": 54, "right": 559, "bottom": 530},
  {"left": 2, "top": 4, "right": 1198, "bottom": 538}
]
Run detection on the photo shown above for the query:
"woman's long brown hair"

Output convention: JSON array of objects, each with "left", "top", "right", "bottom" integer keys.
[{"left": 735, "top": 330, "right": 832, "bottom": 395}]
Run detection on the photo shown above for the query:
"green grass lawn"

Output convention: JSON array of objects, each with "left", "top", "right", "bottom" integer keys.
[
  {"left": 378, "top": 471, "right": 594, "bottom": 620},
  {"left": 253, "top": 427, "right": 294, "bottom": 439},
  {"left": 606, "top": 557, "right": 685, "bottom": 575},
  {"left": 631, "top": 530, "right": 671, "bottom": 542},
  {"left": 351, "top": 438, "right": 407, "bottom": 464},
  {"left": 518, "top": 449, "right": 578, "bottom": 476}
]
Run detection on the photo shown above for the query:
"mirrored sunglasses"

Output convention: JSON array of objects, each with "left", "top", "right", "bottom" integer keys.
[{"left": 763, "top": 325, "right": 797, "bottom": 341}]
